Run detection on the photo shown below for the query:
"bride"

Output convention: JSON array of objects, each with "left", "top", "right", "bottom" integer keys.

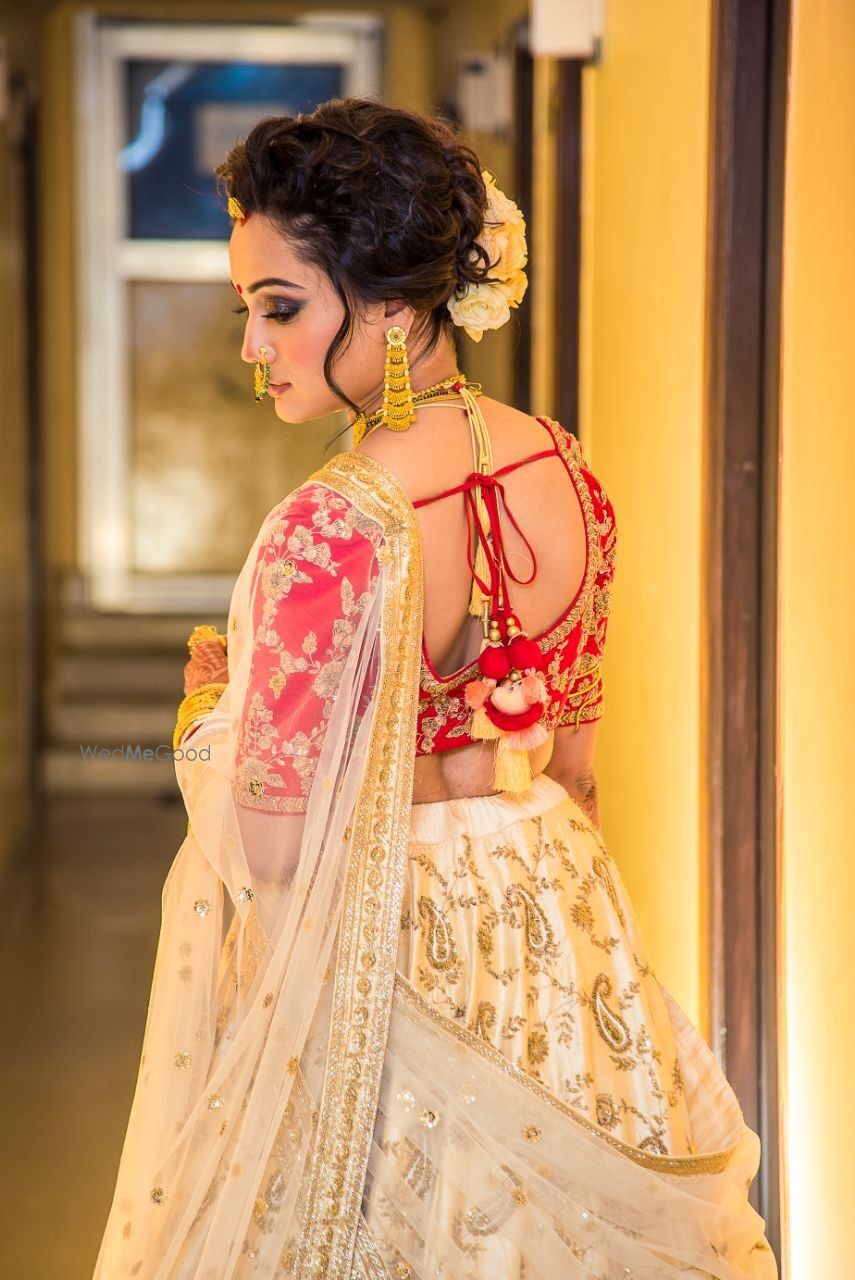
[{"left": 93, "top": 97, "right": 777, "bottom": 1279}]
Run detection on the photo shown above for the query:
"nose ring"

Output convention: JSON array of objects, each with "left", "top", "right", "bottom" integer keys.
[{"left": 254, "top": 346, "right": 271, "bottom": 402}]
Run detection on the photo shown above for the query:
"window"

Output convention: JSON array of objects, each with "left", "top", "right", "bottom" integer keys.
[{"left": 75, "top": 17, "right": 381, "bottom": 609}]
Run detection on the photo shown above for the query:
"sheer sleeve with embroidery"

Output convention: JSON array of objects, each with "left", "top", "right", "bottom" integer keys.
[{"left": 232, "top": 482, "right": 383, "bottom": 815}]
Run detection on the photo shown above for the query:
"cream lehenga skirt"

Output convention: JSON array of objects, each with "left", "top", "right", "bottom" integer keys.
[{"left": 355, "top": 772, "right": 777, "bottom": 1279}]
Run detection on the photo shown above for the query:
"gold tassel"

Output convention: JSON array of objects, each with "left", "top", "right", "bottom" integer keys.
[
  {"left": 351, "top": 413, "right": 368, "bottom": 446},
  {"left": 468, "top": 524, "right": 493, "bottom": 617},
  {"left": 492, "top": 736, "right": 534, "bottom": 794},
  {"left": 470, "top": 704, "right": 502, "bottom": 740},
  {"left": 461, "top": 385, "right": 496, "bottom": 617}
]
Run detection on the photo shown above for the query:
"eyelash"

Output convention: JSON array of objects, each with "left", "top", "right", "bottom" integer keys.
[{"left": 231, "top": 303, "right": 299, "bottom": 324}]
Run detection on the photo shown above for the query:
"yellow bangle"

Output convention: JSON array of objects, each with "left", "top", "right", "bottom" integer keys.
[
  {"left": 187, "top": 624, "right": 227, "bottom": 655},
  {"left": 173, "top": 682, "right": 227, "bottom": 750}
]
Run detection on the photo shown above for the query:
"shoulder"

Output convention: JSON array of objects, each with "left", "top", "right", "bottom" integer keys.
[
  {"left": 260, "top": 478, "right": 384, "bottom": 547},
  {"left": 250, "top": 480, "right": 384, "bottom": 598},
  {"left": 350, "top": 396, "right": 555, "bottom": 499}
]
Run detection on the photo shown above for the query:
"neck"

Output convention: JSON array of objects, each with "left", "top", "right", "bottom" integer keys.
[
  {"left": 355, "top": 342, "right": 462, "bottom": 421},
  {"left": 409, "top": 356, "right": 462, "bottom": 396}
]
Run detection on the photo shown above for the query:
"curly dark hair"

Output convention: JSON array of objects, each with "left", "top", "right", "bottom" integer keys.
[{"left": 214, "top": 96, "right": 505, "bottom": 420}]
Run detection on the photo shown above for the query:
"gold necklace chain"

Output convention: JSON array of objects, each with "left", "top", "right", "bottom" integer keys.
[{"left": 351, "top": 374, "right": 484, "bottom": 445}]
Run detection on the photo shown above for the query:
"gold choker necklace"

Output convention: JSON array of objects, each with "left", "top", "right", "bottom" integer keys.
[{"left": 350, "top": 374, "right": 483, "bottom": 446}]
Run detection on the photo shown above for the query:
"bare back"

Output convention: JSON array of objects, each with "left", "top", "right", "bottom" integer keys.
[{"left": 353, "top": 396, "right": 599, "bottom": 803}]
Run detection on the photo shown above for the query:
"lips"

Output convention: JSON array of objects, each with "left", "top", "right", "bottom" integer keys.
[{"left": 267, "top": 381, "right": 291, "bottom": 396}]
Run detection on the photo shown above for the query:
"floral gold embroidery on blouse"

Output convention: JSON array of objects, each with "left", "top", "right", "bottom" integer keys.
[{"left": 233, "top": 483, "right": 383, "bottom": 813}]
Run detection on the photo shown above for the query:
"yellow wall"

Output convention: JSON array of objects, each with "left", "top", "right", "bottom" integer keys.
[
  {"left": 779, "top": 2, "right": 855, "bottom": 1274},
  {"left": 577, "top": 1, "right": 713, "bottom": 1030}
]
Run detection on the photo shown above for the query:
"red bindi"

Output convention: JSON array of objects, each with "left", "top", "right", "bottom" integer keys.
[{"left": 236, "top": 284, "right": 243, "bottom": 295}]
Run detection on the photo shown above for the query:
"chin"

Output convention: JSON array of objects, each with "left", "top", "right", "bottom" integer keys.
[{"left": 271, "top": 391, "right": 341, "bottom": 426}]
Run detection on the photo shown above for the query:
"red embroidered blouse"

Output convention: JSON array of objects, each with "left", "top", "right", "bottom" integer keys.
[
  {"left": 229, "top": 415, "right": 616, "bottom": 813},
  {"left": 413, "top": 415, "right": 617, "bottom": 755}
]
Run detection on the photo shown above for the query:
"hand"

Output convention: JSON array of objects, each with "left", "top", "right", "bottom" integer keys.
[{"left": 183, "top": 639, "right": 229, "bottom": 696}]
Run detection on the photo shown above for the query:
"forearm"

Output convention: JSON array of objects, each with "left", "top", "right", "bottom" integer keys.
[
  {"left": 572, "top": 771, "right": 600, "bottom": 831},
  {"left": 554, "top": 768, "right": 601, "bottom": 832}
]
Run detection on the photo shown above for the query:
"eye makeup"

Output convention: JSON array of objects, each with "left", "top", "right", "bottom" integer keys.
[{"left": 231, "top": 297, "right": 302, "bottom": 323}]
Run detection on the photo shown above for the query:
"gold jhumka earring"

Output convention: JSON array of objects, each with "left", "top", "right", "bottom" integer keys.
[
  {"left": 379, "top": 325, "right": 416, "bottom": 430},
  {"left": 254, "top": 346, "right": 271, "bottom": 401}
]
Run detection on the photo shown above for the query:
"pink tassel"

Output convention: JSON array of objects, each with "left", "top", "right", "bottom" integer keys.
[
  {"left": 521, "top": 672, "right": 549, "bottom": 705},
  {"left": 505, "top": 720, "right": 550, "bottom": 751},
  {"left": 464, "top": 678, "right": 494, "bottom": 710}
]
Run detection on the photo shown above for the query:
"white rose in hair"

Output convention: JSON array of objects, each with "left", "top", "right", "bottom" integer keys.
[
  {"left": 484, "top": 222, "right": 528, "bottom": 283},
  {"left": 447, "top": 280, "right": 511, "bottom": 343},
  {"left": 482, "top": 169, "right": 526, "bottom": 228},
  {"left": 447, "top": 170, "right": 529, "bottom": 340},
  {"left": 496, "top": 268, "right": 528, "bottom": 308}
]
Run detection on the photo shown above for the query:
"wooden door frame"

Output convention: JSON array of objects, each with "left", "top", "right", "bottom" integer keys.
[
  {"left": 510, "top": 16, "right": 534, "bottom": 414},
  {"left": 703, "top": 0, "right": 790, "bottom": 1261},
  {"left": 509, "top": 19, "right": 585, "bottom": 434},
  {"left": 553, "top": 58, "right": 582, "bottom": 436}
]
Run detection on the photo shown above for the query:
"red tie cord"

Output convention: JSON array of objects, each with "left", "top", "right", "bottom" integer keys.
[
  {"left": 445, "top": 471, "right": 539, "bottom": 621},
  {"left": 412, "top": 445, "right": 562, "bottom": 626},
  {"left": 411, "top": 445, "right": 560, "bottom": 510}
]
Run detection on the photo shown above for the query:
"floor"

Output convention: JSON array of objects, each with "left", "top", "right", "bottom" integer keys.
[{"left": 0, "top": 789, "right": 188, "bottom": 1279}]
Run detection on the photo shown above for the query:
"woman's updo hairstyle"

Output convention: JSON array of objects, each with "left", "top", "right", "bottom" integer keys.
[{"left": 214, "top": 96, "right": 498, "bottom": 417}]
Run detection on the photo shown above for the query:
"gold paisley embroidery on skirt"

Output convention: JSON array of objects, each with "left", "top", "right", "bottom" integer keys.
[
  {"left": 638, "top": 1132, "right": 669, "bottom": 1156},
  {"left": 595, "top": 1091, "right": 622, "bottom": 1130},
  {"left": 503, "top": 884, "right": 557, "bottom": 958},
  {"left": 474, "top": 1000, "right": 498, "bottom": 1039},
  {"left": 399, "top": 794, "right": 696, "bottom": 1157},
  {"left": 591, "top": 855, "right": 626, "bottom": 927},
  {"left": 591, "top": 973, "right": 632, "bottom": 1053},
  {"left": 417, "top": 895, "right": 461, "bottom": 975}
]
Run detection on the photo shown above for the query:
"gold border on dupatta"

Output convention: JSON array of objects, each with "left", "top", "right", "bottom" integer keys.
[
  {"left": 294, "top": 452, "right": 424, "bottom": 1280},
  {"left": 352, "top": 1216, "right": 397, "bottom": 1280},
  {"left": 395, "top": 972, "right": 740, "bottom": 1177}
]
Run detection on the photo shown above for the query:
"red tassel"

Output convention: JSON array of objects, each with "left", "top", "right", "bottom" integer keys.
[
  {"left": 478, "top": 645, "right": 511, "bottom": 680},
  {"left": 481, "top": 700, "right": 544, "bottom": 732},
  {"left": 508, "top": 635, "right": 542, "bottom": 670}
]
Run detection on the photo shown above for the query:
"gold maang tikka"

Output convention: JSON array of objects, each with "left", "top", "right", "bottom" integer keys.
[{"left": 254, "top": 346, "right": 271, "bottom": 401}]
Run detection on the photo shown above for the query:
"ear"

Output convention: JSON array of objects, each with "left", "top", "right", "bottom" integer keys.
[{"left": 383, "top": 299, "right": 414, "bottom": 329}]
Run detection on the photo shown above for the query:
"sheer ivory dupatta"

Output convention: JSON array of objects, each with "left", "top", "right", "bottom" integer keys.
[
  {"left": 93, "top": 444, "right": 776, "bottom": 1280},
  {"left": 92, "top": 451, "right": 424, "bottom": 1279}
]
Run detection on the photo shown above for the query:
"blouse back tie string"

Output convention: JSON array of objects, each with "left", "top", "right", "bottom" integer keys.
[
  {"left": 411, "top": 399, "right": 564, "bottom": 793},
  {"left": 413, "top": 445, "right": 561, "bottom": 631}
]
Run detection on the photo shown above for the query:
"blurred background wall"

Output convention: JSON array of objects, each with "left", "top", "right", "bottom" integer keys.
[
  {"left": 576, "top": 0, "right": 713, "bottom": 1032},
  {"left": 778, "top": 3, "right": 855, "bottom": 1277}
]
